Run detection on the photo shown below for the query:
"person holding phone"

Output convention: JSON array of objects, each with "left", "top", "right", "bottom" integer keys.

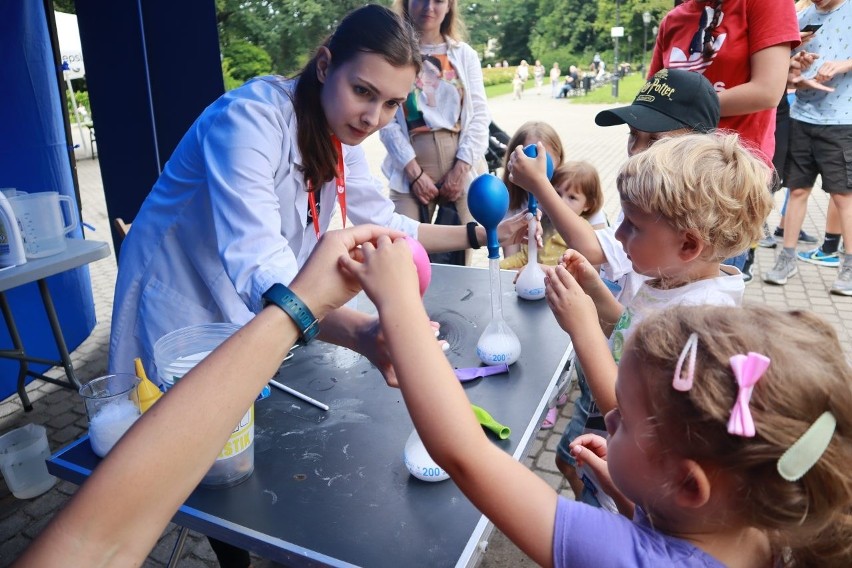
[{"left": 764, "top": 0, "right": 852, "bottom": 296}]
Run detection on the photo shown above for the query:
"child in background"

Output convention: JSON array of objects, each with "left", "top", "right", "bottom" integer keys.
[
  {"left": 501, "top": 161, "right": 606, "bottom": 270},
  {"left": 536, "top": 133, "right": 772, "bottom": 510},
  {"left": 501, "top": 161, "right": 606, "bottom": 431},
  {"left": 346, "top": 234, "right": 852, "bottom": 566},
  {"left": 501, "top": 121, "right": 565, "bottom": 259}
]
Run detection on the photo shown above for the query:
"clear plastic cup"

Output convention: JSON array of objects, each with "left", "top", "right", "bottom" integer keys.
[{"left": 79, "top": 374, "right": 141, "bottom": 458}]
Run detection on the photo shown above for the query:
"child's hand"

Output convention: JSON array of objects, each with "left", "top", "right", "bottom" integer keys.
[
  {"left": 560, "top": 250, "right": 605, "bottom": 296},
  {"left": 569, "top": 433, "right": 608, "bottom": 463},
  {"left": 291, "top": 225, "right": 406, "bottom": 320},
  {"left": 543, "top": 264, "right": 599, "bottom": 337},
  {"left": 570, "top": 434, "right": 634, "bottom": 518},
  {"left": 497, "top": 210, "right": 543, "bottom": 249},
  {"left": 507, "top": 142, "right": 549, "bottom": 194},
  {"left": 338, "top": 235, "right": 421, "bottom": 311}
]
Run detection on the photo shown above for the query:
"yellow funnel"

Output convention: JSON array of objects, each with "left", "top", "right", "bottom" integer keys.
[{"left": 135, "top": 358, "right": 163, "bottom": 413}]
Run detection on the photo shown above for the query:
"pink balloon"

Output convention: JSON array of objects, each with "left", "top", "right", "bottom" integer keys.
[{"left": 404, "top": 237, "right": 431, "bottom": 296}]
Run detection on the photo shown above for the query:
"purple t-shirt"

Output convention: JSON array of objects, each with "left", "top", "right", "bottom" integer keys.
[{"left": 553, "top": 497, "right": 726, "bottom": 567}]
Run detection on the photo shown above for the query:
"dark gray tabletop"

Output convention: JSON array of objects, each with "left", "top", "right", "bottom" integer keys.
[{"left": 48, "top": 264, "right": 572, "bottom": 567}]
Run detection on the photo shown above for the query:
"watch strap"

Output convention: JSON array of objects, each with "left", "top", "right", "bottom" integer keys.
[
  {"left": 262, "top": 283, "right": 319, "bottom": 344},
  {"left": 467, "top": 222, "right": 481, "bottom": 250}
]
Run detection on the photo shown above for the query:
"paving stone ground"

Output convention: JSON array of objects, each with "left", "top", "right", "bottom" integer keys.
[{"left": 1, "top": 88, "right": 848, "bottom": 568}]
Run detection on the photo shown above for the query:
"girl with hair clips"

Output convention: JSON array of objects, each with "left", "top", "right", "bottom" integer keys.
[
  {"left": 345, "top": 230, "right": 852, "bottom": 566},
  {"left": 380, "top": 0, "right": 491, "bottom": 265},
  {"left": 649, "top": 0, "right": 800, "bottom": 166}
]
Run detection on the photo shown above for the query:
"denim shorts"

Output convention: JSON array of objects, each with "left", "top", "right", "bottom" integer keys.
[
  {"left": 555, "top": 363, "right": 605, "bottom": 507},
  {"left": 556, "top": 363, "right": 592, "bottom": 467}
]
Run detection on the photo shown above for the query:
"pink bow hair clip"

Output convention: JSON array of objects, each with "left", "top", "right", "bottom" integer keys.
[{"left": 727, "top": 352, "right": 770, "bottom": 438}]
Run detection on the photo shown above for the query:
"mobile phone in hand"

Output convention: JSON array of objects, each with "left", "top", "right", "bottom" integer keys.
[{"left": 801, "top": 24, "right": 822, "bottom": 33}]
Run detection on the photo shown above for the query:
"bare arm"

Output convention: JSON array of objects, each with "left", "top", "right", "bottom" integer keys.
[
  {"left": 342, "top": 237, "right": 558, "bottom": 568},
  {"left": 15, "top": 225, "right": 402, "bottom": 568},
  {"left": 415, "top": 210, "right": 539, "bottom": 254},
  {"left": 717, "top": 45, "right": 792, "bottom": 117},
  {"left": 544, "top": 264, "right": 619, "bottom": 415}
]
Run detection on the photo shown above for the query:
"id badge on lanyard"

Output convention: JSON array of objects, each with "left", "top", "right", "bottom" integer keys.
[{"left": 307, "top": 136, "right": 346, "bottom": 239}]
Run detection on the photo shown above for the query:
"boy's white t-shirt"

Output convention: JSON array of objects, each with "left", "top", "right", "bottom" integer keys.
[
  {"left": 608, "top": 266, "right": 744, "bottom": 362},
  {"left": 579, "top": 265, "right": 745, "bottom": 512}
]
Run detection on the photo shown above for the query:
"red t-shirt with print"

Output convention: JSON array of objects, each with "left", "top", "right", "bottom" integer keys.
[{"left": 649, "top": 0, "right": 799, "bottom": 164}]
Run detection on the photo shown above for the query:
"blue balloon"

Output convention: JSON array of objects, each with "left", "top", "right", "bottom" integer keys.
[
  {"left": 467, "top": 174, "right": 509, "bottom": 259},
  {"left": 522, "top": 144, "right": 555, "bottom": 180},
  {"left": 522, "top": 144, "right": 553, "bottom": 214},
  {"left": 468, "top": 174, "right": 509, "bottom": 230}
]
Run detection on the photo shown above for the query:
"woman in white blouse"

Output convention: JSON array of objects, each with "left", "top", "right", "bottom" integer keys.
[{"left": 381, "top": 0, "right": 491, "bottom": 264}]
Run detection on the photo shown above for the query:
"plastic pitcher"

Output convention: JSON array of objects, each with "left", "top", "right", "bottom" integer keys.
[
  {"left": 8, "top": 191, "right": 78, "bottom": 259},
  {"left": 153, "top": 323, "right": 254, "bottom": 487},
  {"left": 0, "top": 424, "right": 57, "bottom": 499}
]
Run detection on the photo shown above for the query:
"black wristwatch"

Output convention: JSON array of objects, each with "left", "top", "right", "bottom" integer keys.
[
  {"left": 467, "top": 222, "right": 481, "bottom": 249},
  {"left": 262, "top": 283, "right": 319, "bottom": 345}
]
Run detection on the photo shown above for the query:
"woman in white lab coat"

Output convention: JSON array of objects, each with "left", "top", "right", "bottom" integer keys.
[{"left": 109, "top": 5, "right": 529, "bottom": 389}]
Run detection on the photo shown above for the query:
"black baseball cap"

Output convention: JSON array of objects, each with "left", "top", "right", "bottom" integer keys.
[{"left": 595, "top": 68, "right": 720, "bottom": 133}]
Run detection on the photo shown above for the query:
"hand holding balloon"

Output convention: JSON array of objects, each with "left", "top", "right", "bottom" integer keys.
[
  {"left": 521, "top": 143, "right": 555, "bottom": 214},
  {"left": 508, "top": 142, "right": 554, "bottom": 199},
  {"left": 403, "top": 237, "right": 431, "bottom": 297}
]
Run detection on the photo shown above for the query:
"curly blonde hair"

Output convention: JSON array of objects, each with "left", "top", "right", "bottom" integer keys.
[
  {"left": 617, "top": 133, "right": 772, "bottom": 260},
  {"left": 631, "top": 305, "right": 852, "bottom": 567}
]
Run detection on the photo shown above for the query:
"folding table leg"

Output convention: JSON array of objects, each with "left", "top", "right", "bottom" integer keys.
[
  {"left": 37, "top": 279, "right": 81, "bottom": 388},
  {"left": 0, "top": 291, "right": 32, "bottom": 411},
  {"left": 167, "top": 527, "right": 190, "bottom": 568}
]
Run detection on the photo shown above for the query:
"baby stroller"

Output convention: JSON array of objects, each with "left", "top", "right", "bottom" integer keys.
[{"left": 484, "top": 121, "right": 510, "bottom": 174}]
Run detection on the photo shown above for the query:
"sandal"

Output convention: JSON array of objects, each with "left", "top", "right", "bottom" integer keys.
[
  {"left": 556, "top": 393, "right": 569, "bottom": 408},
  {"left": 540, "top": 407, "right": 558, "bottom": 430}
]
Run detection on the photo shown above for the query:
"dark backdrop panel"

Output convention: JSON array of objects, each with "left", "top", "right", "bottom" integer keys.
[
  {"left": 75, "top": 0, "right": 224, "bottom": 257},
  {"left": 0, "top": 1, "right": 96, "bottom": 399}
]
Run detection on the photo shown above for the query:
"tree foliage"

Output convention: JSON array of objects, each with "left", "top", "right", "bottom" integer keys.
[{"left": 213, "top": 0, "right": 674, "bottom": 81}]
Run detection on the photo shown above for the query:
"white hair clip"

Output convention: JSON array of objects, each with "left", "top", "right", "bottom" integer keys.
[{"left": 777, "top": 411, "right": 837, "bottom": 482}]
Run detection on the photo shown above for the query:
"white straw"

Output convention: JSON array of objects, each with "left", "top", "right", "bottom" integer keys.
[{"left": 269, "top": 379, "right": 329, "bottom": 411}]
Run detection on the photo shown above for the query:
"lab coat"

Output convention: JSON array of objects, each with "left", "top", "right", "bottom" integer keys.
[{"left": 109, "top": 77, "right": 419, "bottom": 382}]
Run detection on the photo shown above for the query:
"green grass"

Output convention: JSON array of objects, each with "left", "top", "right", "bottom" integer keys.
[{"left": 485, "top": 73, "right": 646, "bottom": 104}]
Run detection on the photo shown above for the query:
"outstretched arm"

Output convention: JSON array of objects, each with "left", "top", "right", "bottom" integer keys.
[
  {"left": 544, "top": 264, "right": 619, "bottom": 416},
  {"left": 341, "top": 237, "right": 558, "bottom": 568},
  {"left": 16, "top": 225, "right": 402, "bottom": 568}
]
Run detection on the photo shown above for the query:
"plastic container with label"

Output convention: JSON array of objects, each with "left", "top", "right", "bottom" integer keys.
[{"left": 153, "top": 323, "right": 254, "bottom": 487}]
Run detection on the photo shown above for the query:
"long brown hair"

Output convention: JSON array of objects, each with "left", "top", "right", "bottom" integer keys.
[
  {"left": 293, "top": 5, "right": 420, "bottom": 191},
  {"left": 501, "top": 121, "right": 565, "bottom": 212}
]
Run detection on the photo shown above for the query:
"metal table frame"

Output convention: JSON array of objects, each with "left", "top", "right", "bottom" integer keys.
[{"left": 0, "top": 239, "right": 110, "bottom": 410}]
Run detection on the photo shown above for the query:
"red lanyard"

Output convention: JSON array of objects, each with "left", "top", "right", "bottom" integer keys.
[{"left": 307, "top": 136, "right": 346, "bottom": 238}]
